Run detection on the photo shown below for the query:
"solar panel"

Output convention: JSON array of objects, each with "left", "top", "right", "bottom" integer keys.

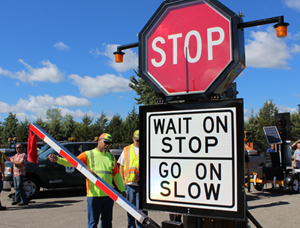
[{"left": 263, "top": 126, "right": 282, "bottom": 144}]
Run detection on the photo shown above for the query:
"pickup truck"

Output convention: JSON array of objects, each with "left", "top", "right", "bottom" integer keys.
[{"left": 3, "top": 142, "right": 122, "bottom": 199}]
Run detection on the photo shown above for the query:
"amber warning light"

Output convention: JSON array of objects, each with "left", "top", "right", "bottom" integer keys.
[
  {"left": 113, "top": 51, "right": 125, "bottom": 63},
  {"left": 274, "top": 22, "right": 289, "bottom": 38}
]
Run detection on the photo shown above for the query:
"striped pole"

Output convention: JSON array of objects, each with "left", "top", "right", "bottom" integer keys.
[{"left": 29, "top": 123, "right": 160, "bottom": 228}]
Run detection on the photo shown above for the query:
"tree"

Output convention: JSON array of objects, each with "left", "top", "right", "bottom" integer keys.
[
  {"left": 34, "top": 116, "right": 48, "bottom": 131},
  {"left": 73, "top": 114, "right": 94, "bottom": 141},
  {"left": 256, "top": 100, "right": 278, "bottom": 152},
  {"left": 1, "top": 112, "right": 19, "bottom": 144},
  {"left": 129, "top": 69, "right": 160, "bottom": 105},
  {"left": 291, "top": 112, "right": 300, "bottom": 143},
  {"left": 0, "top": 121, "right": 3, "bottom": 145},
  {"left": 46, "top": 108, "right": 64, "bottom": 141},
  {"left": 62, "top": 114, "right": 76, "bottom": 140},
  {"left": 92, "top": 111, "right": 109, "bottom": 138},
  {"left": 122, "top": 106, "right": 139, "bottom": 144},
  {"left": 16, "top": 118, "right": 30, "bottom": 142},
  {"left": 106, "top": 114, "right": 123, "bottom": 144}
]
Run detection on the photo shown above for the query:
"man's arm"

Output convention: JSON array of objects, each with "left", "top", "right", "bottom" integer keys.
[
  {"left": 119, "top": 165, "right": 124, "bottom": 178},
  {"left": 292, "top": 140, "right": 300, "bottom": 150}
]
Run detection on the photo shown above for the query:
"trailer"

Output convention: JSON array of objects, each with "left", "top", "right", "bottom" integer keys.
[{"left": 250, "top": 118, "right": 299, "bottom": 194}]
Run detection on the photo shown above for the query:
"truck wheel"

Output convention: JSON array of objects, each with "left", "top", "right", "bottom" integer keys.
[
  {"left": 23, "top": 177, "right": 40, "bottom": 200},
  {"left": 289, "top": 176, "right": 299, "bottom": 194},
  {"left": 254, "top": 183, "right": 264, "bottom": 191}
]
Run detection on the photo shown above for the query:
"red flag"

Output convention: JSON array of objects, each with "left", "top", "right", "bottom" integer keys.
[{"left": 27, "top": 129, "right": 38, "bottom": 163}]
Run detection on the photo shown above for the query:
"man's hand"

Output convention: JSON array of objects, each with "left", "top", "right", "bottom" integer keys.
[
  {"left": 121, "top": 191, "right": 127, "bottom": 198},
  {"left": 48, "top": 154, "right": 58, "bottom": 163}
]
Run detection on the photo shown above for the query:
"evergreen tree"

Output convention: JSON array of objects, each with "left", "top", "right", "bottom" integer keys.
[
  {"left": 256, "top": 100, "right": 278, "bottom": 152},
  {"left": 0, "top": 121, "right": 3, "bottom": 145},
  {"left": 291, "top": 111, "right": 300, "bottom": 143},
  {"left": 46, "top": 108, "right": 64, "bottom": 141},
  {"left": 1, "top": 112, "right": 19, "bottom": 144},
  {"left": 106, "top": 114, "right": 123, "bottom": 144},
  {"left": 73, "top": 114, "right": 94, "bottom": 141},
  {"left": 122, "top": 106, "right": 139, "bottom": 144},
  {"left": 34, "top": 116, "right": 48, "bottom": 131},
  {"left": 92, "top": 111, "right": 109, "bottom": 138},
  {"left": 129, "top": 69, "right": 160, "bottom": 105},
  {"left": 16, "top": 118, "right": 30, "bottom": 142},
  {"left": 62, "top": 114, "right": 76, "bottom": 141}
]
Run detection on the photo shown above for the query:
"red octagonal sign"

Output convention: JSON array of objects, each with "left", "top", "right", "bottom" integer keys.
[{"left": 139, "top": 0, "right": 245, "bottom": 100}]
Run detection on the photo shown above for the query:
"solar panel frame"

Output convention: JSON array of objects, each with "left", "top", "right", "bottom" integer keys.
[{"left": 263, "top": 126, "right": 282, "bottom": 145}]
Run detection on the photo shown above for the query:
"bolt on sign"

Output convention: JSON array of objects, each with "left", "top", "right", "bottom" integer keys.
[
  {"left": 139, "top": 0, "right": 245, "bottom": 101},
  {"left": 139, "top": 99, "right": 245, "bottom": 220}
]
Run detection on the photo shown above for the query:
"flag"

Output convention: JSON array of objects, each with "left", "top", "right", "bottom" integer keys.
[{"left": 27, "top": 129, "right": 38, "bottom": 163}]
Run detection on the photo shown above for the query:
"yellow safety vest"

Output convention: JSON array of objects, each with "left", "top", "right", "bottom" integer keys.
[
  {"left": 123, "top": 144, "right": 139, "bottom": 185},
  {"left": 58, "top": 149, "right": 125, "bottom": 197},
  {"left": 86, "top": 150, "right": 116, "bottom": 197}
]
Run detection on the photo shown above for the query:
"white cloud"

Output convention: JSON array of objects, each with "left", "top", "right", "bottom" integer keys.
[
  {"left": 291, "top": 44, "right": 300, "bottom": 53},
  {"left": 294, "top": 93, "right": 300, "bottom": 98},
  {"left": 0, "top": 59, "right": 64, "bottom": 83},
  {"left": 277, "top": 105, "right": 298, "bottom": 113},
  {"left": 284, "top": 0, "right": 300, "bottom": 11},
  {"left": 89, "top": 47, "right": 101, "bottom": 57},
  {"left": 244, "top": 108, "right": 250, "bottom": 121},
  {"left": 91, "top": 44, "right": 138, "bottom": 72},
  {"left": 68, "top": 73, "right": 131, "bottom": 98},
  {"left": 0, "top": 95, "right": 91, "bottom": 121},
  {"left": 54, "top": 41, "right": 71, "bottom": 51},
  {"left": 245, "top": 27, "right": 291, "bottom": 69}
]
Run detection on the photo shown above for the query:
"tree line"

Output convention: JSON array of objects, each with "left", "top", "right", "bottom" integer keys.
[
  {"left": 0, "top": 107, "right": 139, "bottom": 148},
  {"left": 129, "top": 71, "right": 300, "bottom": 154},
  {"left": 1, "top": 69, "right": 300, "bottom": 154}
]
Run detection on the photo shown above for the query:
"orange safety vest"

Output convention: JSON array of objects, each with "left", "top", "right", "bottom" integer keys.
[{"left": 123, "top": 144, "right": 139, "bottom": 185}]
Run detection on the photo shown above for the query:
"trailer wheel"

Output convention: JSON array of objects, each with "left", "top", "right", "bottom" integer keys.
[
  {"left": 254, "top": 183, "right": 264, "bottom": 191},
  {"left": 289, "top": 176, "right": 300, "bottom": 194}
]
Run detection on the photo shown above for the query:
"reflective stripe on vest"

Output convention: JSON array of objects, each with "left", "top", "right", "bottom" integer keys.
[{"left": 123, "top": 145, "right": 139, "bottom": 184}]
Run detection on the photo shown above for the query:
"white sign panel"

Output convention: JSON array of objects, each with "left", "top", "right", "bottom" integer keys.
[{"left": 145, "top": 107, "right": 237, "bottom": 212}]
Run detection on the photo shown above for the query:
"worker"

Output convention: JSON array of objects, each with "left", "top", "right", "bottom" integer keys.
[
  {"left": 2, "top": 143, "right": 28, "bottom": 206},
  {"left": 118, "top": 130, "right": 147, "bottom": 228},
  {"left": 266, "top": 144, "right": 276, "bottom": 152},
  {"left": 48, "top": 133, "right": 126, "bottom": 228},
  {"left": 292, "top": 139, "right": 300, "bottom": 168}
]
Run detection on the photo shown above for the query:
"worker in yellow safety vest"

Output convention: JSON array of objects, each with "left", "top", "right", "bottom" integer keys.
[
  {"left": 49, "top": 133, "right": 126, "bottom": 228},
  {"left": 118, "top": 130, "right": 147, "bottom": 228}
]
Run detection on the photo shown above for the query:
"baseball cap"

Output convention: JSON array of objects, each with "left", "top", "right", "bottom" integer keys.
[
  {"left": 133, "top": 130, "right": 139, "bottom": 140},
  {"left": 99, "top": 133, "right": 113, "bottom": 143}
]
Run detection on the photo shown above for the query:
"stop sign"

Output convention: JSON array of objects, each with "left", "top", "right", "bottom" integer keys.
[{"left": 139, "top": 0, "right": 245, "bottom": 101}]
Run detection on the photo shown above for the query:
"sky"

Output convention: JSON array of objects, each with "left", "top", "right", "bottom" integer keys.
[{"left": 0, "top": 0, "right": 300, "bottom": 123}]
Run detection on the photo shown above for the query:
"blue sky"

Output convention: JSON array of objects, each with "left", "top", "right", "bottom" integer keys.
[{"left": 0, "top": 0, "right": 299, "bottom": 123}]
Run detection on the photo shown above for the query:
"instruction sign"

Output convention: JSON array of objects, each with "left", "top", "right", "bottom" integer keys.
[{"left": 140, "top": 100, "right": 245, "bottom": 220}]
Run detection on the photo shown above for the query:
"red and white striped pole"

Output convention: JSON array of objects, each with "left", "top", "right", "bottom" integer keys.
[{"left": 29, "top": 123, "right": 160, "bottom": 228}]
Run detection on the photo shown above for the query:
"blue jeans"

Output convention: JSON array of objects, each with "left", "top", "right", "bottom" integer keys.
[
  {"left": 13, "top": 175, "right": 28, "bottom": 204},
  {"left": 125, "top": 185, "right": 148, "bottom": 228},
  {"left": 87, "top": 196, "right": 114, "bottom": 228}
]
